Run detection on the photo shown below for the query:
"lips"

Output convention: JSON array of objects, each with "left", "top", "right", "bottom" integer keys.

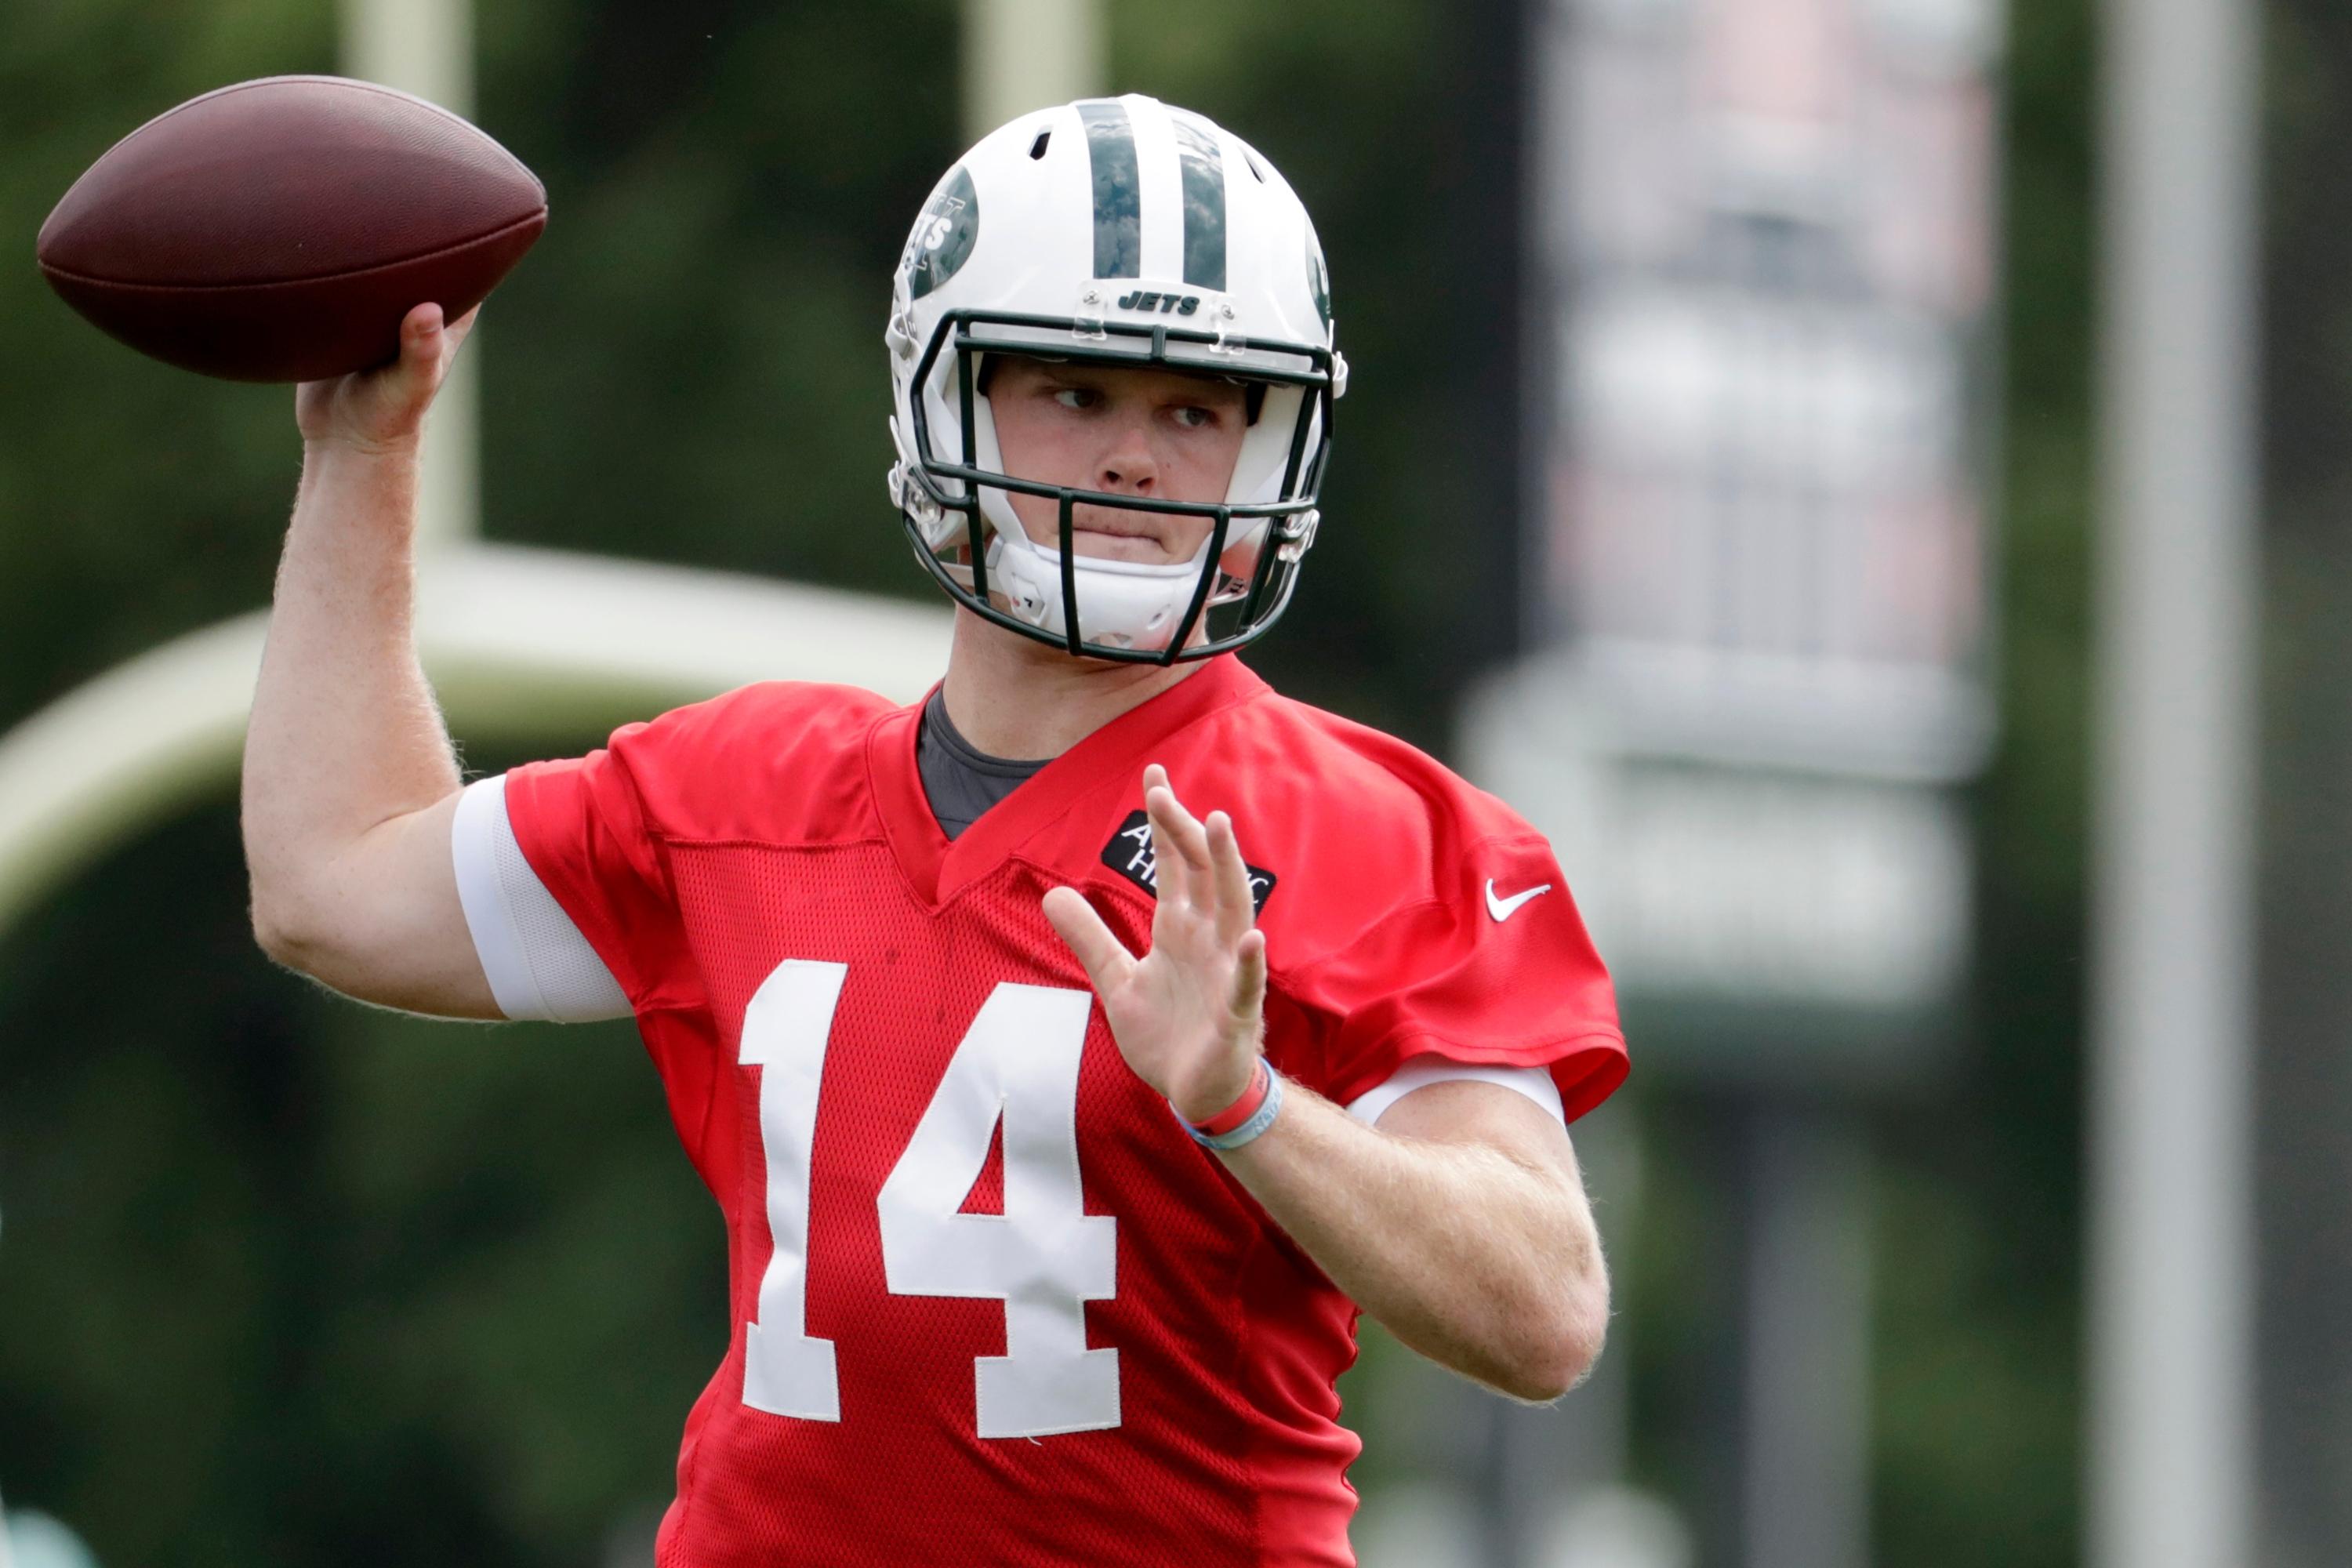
[
  {"left": 1068, "top": 509, "right": 1168, "bottom": 551},
  {"left": 1068, "top": 521, "right": 1174, "bottom": 563},
  {"left": 1069, "top": 512, "right": 1160, "bottom": 542}
]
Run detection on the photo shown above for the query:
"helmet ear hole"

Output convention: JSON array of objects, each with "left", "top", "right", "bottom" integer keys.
[{"left": 1029, "top": 129, "right": 1052, "bottom": 159}]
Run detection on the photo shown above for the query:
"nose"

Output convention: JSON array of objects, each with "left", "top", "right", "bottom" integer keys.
[{"left": 1095, "top": 413, "right": 1158, "bottom": 495}]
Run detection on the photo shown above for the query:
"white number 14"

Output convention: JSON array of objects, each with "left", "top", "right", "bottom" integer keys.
[{"left": 736, "top": 960, "right": 1120, "bottom": 1439}]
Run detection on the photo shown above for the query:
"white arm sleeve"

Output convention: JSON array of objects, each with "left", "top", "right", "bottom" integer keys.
[
  {"left": 450, "top": 774, "right": 634, "bottom": 1023},
  {"left": 1344, "top": 1054, "right": 1567, "bottom": 1129}
]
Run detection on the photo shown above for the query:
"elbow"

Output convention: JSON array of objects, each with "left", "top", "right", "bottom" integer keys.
[
  {"left": 252, "top": 898, "right": 373, "bottom": 1003},
  {"left": 246, "top": 845, "right": 310, "bottom": 967},
  {"left": 1498, "top": 1307, "right": 1606, "bottom": 1405},
  {"left": 251, "top": 902, "right": 311, "bottom": 972},
  {"left": 249, "top": 879, "right": 328, "bottom": 975},
  {"left": 1495, "top": 1262, "right": 1612, "bottom": 1404}
]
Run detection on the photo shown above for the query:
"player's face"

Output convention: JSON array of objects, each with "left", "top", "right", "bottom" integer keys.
[{"left": 985, "top": 357, "right": 1249, "bottom": 564}]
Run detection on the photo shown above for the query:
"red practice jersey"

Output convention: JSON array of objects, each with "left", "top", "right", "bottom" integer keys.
[{"left": 499, "top": 654, "right": 1628, "bottom": 1566}]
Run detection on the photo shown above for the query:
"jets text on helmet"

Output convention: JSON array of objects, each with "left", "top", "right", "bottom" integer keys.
[{"left": 1115, "top": 290, "right": 1202, "bottom": 315}]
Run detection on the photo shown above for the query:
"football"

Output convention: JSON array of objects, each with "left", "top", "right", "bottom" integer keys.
[{"left": 36, "top": 75, "right": 546, "bottom": 383}]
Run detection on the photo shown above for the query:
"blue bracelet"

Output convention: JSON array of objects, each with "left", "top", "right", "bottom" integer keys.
[{"left": 1181, "top": 1067, "right": 1287, "bottom": 1152}]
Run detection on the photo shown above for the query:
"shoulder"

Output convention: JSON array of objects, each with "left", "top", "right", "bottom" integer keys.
[
  {"left": 586, "top": 680, "right": 904, "bottom": 841},
  {"left": 1153, "top": 685, "right": 1620, "bottom": 1112},
  {"left": 1193, "top": 686, "right": 1543, "bottom": 862},
  {"left": 613, "top": 680, "right": 896, "bottom": 757},
  {"left": 1170, "top": 686, "right": 1546, "bottom": 957}
]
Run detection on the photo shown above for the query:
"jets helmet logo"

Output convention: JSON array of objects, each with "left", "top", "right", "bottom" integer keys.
[
  {"left": 903, "top": 165, "right": 980, "bottom": 300},
  {"left": 1305, "top": 220, "right": 1331, "bottom": 328}
]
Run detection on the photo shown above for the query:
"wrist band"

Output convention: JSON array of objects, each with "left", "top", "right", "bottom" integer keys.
[
  {"left": 1178, "top": 1060, "right": 1286, "bottom": 1152},
  {"left": 1191, "top": 1058, "right": 1272, "bottom": 1136}
]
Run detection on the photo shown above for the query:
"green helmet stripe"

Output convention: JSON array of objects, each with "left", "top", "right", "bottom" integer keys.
[
  {"left": 1171, "top": 116, "right": 1228, "bottom": 292},
  {"left": 1076, "top": 100, "right": 1141, "bottom": 278}
]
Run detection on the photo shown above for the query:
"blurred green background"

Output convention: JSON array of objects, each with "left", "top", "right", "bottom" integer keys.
[{"left": 0, "top": 1, "right": 2096, "bottom": 1563}]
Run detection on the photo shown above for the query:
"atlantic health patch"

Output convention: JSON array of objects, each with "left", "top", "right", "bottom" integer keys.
[{"left": 1101, "top": 811, "right": 1277, "bottom": 915}]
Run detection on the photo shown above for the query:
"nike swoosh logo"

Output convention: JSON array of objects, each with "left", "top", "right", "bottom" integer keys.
[{"left": 1485, "top": 879, "right": 1553, "bottom": 922}]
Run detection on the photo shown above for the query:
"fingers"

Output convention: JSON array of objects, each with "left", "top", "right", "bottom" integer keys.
[
  {"left": 1139, "top": 764, "right": 1186, "bottom": 907},
  {"left": 1043, "top": 886, "right": 1137, "bottom": 995},
  {"left": 1142, "top": 765, "right": 1261, "bottom": 949},
  {"left": 1229, "top": 929, "right": 1269, "bottom": 1027},
  {"left": 1143, "top": 786, "right": 1191, "bottom": 907},
  {"left": 1142, "top": 764, "right": 1213, "bottom": 909},
  {"left": 1205, "top": 810, "right": 1258, "bottom": 943}
]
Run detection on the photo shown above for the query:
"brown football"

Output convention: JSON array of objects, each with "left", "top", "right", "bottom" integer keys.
[{"left": 37, "top": 75, "right": 546, "bottom": 383}]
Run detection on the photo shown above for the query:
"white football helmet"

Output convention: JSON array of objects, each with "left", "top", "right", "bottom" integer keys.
[{"left": 884, "top": 94, "right": 1345, "bottom": 662}]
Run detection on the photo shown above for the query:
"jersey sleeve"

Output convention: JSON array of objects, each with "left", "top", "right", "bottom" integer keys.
[
  {"left": 450, "top": 775, "right": 633, "bottom": 1022},
  {"left": 495, "top": 716, "right": 701, "bottom": 1016},
  {"left": 1286, "top": 832, "right": 1627, "bottom": 1123},
  {"left": 1342, "top": 1056, "right": 1565, "bottom": 1127}
]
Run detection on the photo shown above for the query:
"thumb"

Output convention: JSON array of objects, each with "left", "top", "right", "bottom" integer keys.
[
  {"left": 1044, "top": 887, "right": 1137, "bottom": 995},
  {"left": 296, "top": 303, "right": 450, "bottom": 443},
  {"left": 394, "top": 303, "right": 450, "bottom": 396}
]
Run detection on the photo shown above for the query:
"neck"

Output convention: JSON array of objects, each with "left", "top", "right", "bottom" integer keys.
[{"left": 940, "top": 608, "right": 1204, "bottom": 760}]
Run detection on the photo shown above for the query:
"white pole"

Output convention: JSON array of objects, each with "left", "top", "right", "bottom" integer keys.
[
  {"left": 341, "top": 0, "right": 478, "bottom": 554},
  {"left": 1739, "top": 1112, "right": 1872, "bottom": 1568},
  {"left": 0, "top": 1490, "right": 12, "bottom": 1568},
  {"left": 962, "top": 0, "right": 1107, "bottom": 143},
  {"left": 0, "top": 1203, "right": 9, "bottom": 1568},
  {"left": 2091, "top": 0, "right": 2259, "bottom": 1564}
]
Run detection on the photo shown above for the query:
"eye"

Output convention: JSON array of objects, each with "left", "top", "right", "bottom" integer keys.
[
  {"left": 1052, "top": 386, "right": 1102, "bottom": 411},
  {"left": 1171, "top": 405, "right": 1218, "bottom": 430}
]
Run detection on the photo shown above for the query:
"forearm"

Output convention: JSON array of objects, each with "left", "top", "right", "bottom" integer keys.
[
  {"left": 241, "top": 438, "right": 459, "bottom": 944},
  {"left": 1042, "top": 778, "right": 1611, "bottom": 1400},
  {"left": 1217, "top": 1078, "right": 1609, "bottom": 1401}
]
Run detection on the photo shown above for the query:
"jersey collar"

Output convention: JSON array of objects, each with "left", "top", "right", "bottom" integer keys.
[{"left": 869, "top": 654, "right": 1269, "bottom": 908}]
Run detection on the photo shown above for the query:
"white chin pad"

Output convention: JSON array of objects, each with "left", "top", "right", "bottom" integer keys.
[{"left": 986, "top": 528, "right": 1212, "bottom": 650}]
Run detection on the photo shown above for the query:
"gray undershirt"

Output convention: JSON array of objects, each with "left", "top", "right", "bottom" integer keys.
[{"left": 916, "top": 688, "right": 1048, "bottom": 840}]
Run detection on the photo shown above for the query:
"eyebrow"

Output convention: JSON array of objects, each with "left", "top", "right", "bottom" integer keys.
[
  {"left": 1069, "top": 371, "right": 1243, "bottom": 401},
  {"left": 1017, "top": 361, "right": 1246, "bottom": 405}
]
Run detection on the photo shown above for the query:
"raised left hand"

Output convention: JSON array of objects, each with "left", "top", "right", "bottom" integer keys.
[{"left": 1043, "top": 764, "right": 1267, "bottom": 1123}]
